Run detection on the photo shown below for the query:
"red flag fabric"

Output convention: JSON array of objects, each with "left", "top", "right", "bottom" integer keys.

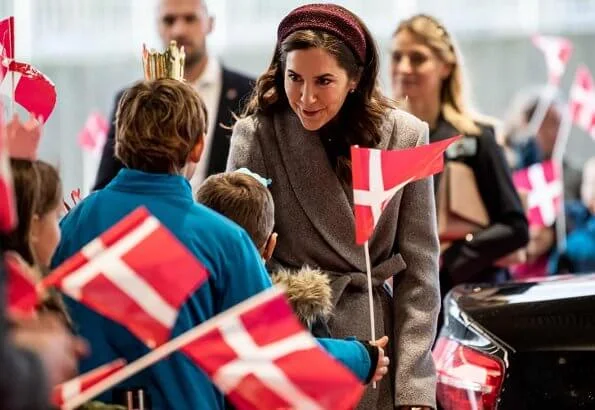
[
  {"left": 0, "top": 16, "right": 14, "bottom": 60},
  {"left": 42, "top": 207, "right": 209, "bottom": 348},
  {"left": 78, "top": 112, "right": 108, "bottom": 153},
  {"left": 351, "top": 135, "right": 460, "bottom": 244},
  {"left": 4, "top": 252, "right": 38, "bottom": 318},
  {"left": 513, "top": 160, "right": 562, "bottom": 227},
  {"left": 569, "top": 65, "right": 595, "bottom": 139},
  {"left": 52, "top": 359, "right": 126, "bottom": 407},
  {"left": 532, "top": 35, "right": 573, "bottom": 86},
  {"left": 182, "top": 288, "right": 364, "bottom": 410},
  {"left": 0, "top": 59, "right": 57, "bottom": 123},
  {"left": 0, "top": 103, "right": 17, "bottom": 232}
]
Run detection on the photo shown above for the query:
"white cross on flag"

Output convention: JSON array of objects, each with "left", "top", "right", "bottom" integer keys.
[
  {"left": 42, "top": 207, "right": 209, "bottom": 348},
  {"left": 78, "top": 112, "right": 108, "bottom": 153},
  {"left": 532, "top": 35, "right": 573, "bottom": 86},
  {"left": 351, "top": 135, "right": 460, "bottom": 244},
  {"left": 569, "top": 65, "right": 595, "bottom": 139},
  {"left": 513, "top": 160, "right": 562, "bottom": 227},
  {"left": 182, "top": 287, "right": 364, "bottom": 410},
  {"left": 52, "top": 359, "right": 126, "bottom": 408}
]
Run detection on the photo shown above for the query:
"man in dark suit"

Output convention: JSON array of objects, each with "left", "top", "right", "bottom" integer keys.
[{"left": 93, "top": 0, "right": 253, "bottom": 192}]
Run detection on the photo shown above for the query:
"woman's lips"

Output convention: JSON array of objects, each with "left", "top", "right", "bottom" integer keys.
[{"left": 302, "top": 108, "right": 322, "bottom": 117}]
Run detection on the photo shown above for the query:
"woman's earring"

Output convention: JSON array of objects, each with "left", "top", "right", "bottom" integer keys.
[{"left": 349, "top": 89, "right": 356, "bottom": 94}]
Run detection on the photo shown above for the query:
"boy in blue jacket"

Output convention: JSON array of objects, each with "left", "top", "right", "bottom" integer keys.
[{"left": 53, "top": 79, "right": 387, "bottom": 409}]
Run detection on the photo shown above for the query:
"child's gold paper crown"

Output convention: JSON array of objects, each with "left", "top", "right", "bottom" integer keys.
[
  {"left": 6, "top": 114, "right": 42, "bottom": 160},
  {"left": 142, "top": 41, "right": 185, "bottom": 81}
]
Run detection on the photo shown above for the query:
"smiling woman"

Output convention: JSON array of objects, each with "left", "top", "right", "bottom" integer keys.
[
  {"left": 284, "top": 47, "right": 358, "bottom": 132},
  {"left": 227, "top": 3, "right": 442, "bottom": 410}
]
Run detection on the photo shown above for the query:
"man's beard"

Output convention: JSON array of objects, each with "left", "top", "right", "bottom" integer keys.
[{"left": 184, "top": 49, "right": 204, "bottom": 69}]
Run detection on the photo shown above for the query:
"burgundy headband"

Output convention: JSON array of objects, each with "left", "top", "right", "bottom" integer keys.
[{"left": 277, "top": 4, "right": 367, "bottom": 63}]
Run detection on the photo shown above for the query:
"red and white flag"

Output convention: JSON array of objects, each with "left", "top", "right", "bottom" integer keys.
[
  {"left": 0, "top": 103, "right": 16, "bottom": 232},
  {"left": 513, "top": 160, "right": 562, "bottom": 227},
  {"left": 0, "top": 60, "right": 57, "bottom": 123},
  {"left": 182, "top": 287, "right": 364, "bottom": 410},
  {"left": 569, "top": 65, "right": 595, "bottom": 139},
  {"left": 0, "top": 16, "right": 14, "bottom": 60},
  {"left": 42, "top": 207, "right": 209, "bottom": 348},
  {"left": 532, "top": 35, "right": 573, "bottom": 86},
  {"left": 4, "top": 252, "right": 38, "bottom": 318},
  {"left": 78, "top": 112, "right": 108, "bottom": 153},
  {"left": 52, "top": 359, "right": 126, "bottom": 408},
  {"left": 351, "top": 135, "right": 460, "bottom": 244}
]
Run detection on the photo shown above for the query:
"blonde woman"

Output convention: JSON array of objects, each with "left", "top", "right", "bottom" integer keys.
[{"left": 391, "top": 14, "right": 529, "bottom": 296}]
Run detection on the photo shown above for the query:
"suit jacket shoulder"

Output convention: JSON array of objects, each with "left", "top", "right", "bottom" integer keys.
[{"left": 221, "top": 67, "right": 254, "bottom": 97}]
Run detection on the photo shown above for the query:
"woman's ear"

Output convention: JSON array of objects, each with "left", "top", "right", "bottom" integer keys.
[{"left": 349, "top": 72, "right": 362, "bottom": 93}]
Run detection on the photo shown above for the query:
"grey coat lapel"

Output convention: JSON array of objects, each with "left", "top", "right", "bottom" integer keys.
[{"left": 273, "top": 110, "right": 366, "bottom": 272}]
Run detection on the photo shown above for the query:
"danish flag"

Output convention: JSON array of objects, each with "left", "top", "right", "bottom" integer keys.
[
  {"left": 42, "top": 207, "right": 209, "bottom": 348},
  {"left": 0, "top": 16, "right": 56, "bottom": 122},
  {"left": 0, "top": 103, "right": 16, "bottom": 233},
  {"left": 351, "top": 135, "right": 460, "bottom": 244},
  {"left": 182, "top": 287, "right": 364, "bottom": 410},
  {"left": 52, "top": 359, "right": 126, "bottom": 408},
  {"left": 0, "top": 60, "right": 57, "bottom": 122},
  {"left": 569, "top": 65, "right": 595, "bottom": 139},
  {"left": 0, "top": 16, "right": 14, "bottom": 60},
  {"left": 513, "top": 160, "right": 562, "bottom": 227},
  {"left": 4, "top": 252, "right": 38, "bottom": 318},
  {"left": 78, "top": 112, "right": 108, "bottom": 153},
  {"left": 532, "top": 35, "right": 573, "bottom": 86}
]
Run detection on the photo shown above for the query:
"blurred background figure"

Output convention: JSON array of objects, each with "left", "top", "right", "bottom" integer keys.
[
  {"left": 550, "top": 157, "right": 595, "bottom": 273},
  {"left": 390, "top": 14, "right": 528, "bottom": 299},
  {"left": 502, "top": 86, "right": 582, "bottom": 201}
]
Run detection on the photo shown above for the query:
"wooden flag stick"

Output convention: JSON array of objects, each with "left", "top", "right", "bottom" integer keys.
[
  {"left": 551, "top": 101, "right": 573, "bottom": 254},
  {"left": 363, "top": 240, "right": 377, "bottom": 389},
  {"left": 526, "top": 84, "right": 558, "bottom": 139},
  {"left": 62, "top": 287, "right": 284, "bottom": 410}
]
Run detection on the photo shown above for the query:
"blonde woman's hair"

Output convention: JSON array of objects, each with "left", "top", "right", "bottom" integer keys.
[{"left": 395, "top": 14, "right": 482, "bottom": 136}]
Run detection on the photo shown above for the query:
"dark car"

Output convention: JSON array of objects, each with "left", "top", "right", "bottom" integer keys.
[{"left": 433, "top": 274, "right": 595, "bottom": 409}]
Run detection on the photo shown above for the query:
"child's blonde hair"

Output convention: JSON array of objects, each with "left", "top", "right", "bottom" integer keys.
[{"left": 196, "top": 172, "right": 274, "bottom": 250}]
